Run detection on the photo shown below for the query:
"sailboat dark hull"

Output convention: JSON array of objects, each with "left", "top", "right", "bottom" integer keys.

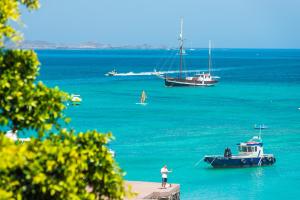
[{"left": 165, "top": 78, "right": 217, "bottom": 87}]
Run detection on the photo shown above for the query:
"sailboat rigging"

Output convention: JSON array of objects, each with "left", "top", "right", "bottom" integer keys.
[{"left": 164, "top": 18, "right": 219, "bottom": 87}]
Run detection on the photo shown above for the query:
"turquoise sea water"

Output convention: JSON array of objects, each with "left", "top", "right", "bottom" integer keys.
[{"left": 37, "top": 49, "right": 300, "bottom": 199}]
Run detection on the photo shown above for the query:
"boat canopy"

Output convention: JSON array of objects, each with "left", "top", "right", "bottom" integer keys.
[{"left": 237, "top": 142, "right": 263, "bottom": 147}]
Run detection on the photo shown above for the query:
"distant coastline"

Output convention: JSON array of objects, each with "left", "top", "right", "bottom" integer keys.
[
  {"left": 6, "top": 40, "right": 300, "bottom": 50},
  {"left": 7, "top": 40, "right": 169, "bottom": 50}
]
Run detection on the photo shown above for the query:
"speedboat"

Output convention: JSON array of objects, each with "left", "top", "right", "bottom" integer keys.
[
  {"left": 71, "top": 94, "right": 82, "bottom": 105},
  {"left": 109, "top": 149, "right": 116, "bottom": 157},
  {"left": 152, "top": 69, "right": 164, "bottom": 76},
  {"left": 203, "top": 136, "right": 276, "bottom": 168},
  {"left": 105, "top": 69, "right": 118, "bottom": 76},
  {"left": 5, "top": 130, "right": 30, "bottom": 142},
  {"left": 254, "top": 124, "right": 268, "bottom": 129}
]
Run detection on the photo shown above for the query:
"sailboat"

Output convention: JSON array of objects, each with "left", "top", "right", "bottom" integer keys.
[
  {"left": 164, "top": 18, "right": 218, "bottom": 87},
  {"left": 136, "top": 90, "right": 147, "bottom": 105}
]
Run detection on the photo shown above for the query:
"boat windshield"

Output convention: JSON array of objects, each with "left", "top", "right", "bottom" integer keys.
[{"left": 239, "top": 146, "right": 257, "bottom": 153}]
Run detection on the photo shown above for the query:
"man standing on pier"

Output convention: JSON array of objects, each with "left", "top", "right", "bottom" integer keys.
[{"left": 161, "top": 165, "right": 172, "bottom": 188}]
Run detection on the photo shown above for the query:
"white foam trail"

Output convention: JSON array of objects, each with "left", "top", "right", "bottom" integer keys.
[{"left": 107, "top": 69, "right": 207, "bottom": 77}]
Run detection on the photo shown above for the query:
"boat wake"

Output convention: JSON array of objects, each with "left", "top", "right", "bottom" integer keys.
[
  {"left": 105, "top": 69, "right": 217, "bottom": 77},
  {"left": 107, "top": 71, "right": 162, "bottom": 76}
]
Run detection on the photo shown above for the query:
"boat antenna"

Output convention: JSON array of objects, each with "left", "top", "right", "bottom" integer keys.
[
  {"left": 208, "top": 40, "right": 212, "bottom": 74},
  {"left": 179, "top": 17, "right": 184, "bottom": 79}
]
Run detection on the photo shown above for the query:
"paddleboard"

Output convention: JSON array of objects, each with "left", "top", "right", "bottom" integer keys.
[{"left": 136, "top": 103, "right": 147, "bottom": 106}]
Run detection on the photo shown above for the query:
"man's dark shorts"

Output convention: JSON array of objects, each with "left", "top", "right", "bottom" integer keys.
[{"left": 162, "top": 178, "right": 167, "bottom": 183}]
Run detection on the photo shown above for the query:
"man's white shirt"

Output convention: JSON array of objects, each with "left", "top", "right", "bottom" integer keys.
[{"left": 161, "top": 167, "right": 169, "bottom": 178}]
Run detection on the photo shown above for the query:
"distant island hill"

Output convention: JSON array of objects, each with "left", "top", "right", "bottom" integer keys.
[{"left": 7, "top": 40, "right": 173, "bottom": 50}]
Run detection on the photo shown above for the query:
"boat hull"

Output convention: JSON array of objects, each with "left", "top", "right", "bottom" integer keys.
[
  {"left": 105, "top": 73, "right": 116, "bottom": 76},
  {"left": 165, "top": 78, "right": 217, "bottom": 87},
  {"left": 204, "top": 155, "right": 276, "bottom": 168}
]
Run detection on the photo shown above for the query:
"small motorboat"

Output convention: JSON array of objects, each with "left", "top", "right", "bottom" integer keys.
[
  {"left": 70, "top": 94, "right": 82, "bottom": 105},
  {"left": 203, "top": 135, "right": 276, "bottom": 168},
  {"left": 5, "top": 130, "right": 30, "bottom": 142},
  {"left": 254, "top": 124, "right": 268, "bottom": 129},
  {"left": 105, "top": 69, "right": 118, "bottom": 76},
  {"left": 152, "top": 69, "right": 164, "bottom": 76},
  {"left": 109, "top": 149, "right": 116, "bottom": 157}
]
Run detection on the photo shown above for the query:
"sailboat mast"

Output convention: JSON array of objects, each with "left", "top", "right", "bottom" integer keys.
[
  {"left": 179, "top": 18, "right": 184, "bottom": 79},
  {"left": 208, "top": 40, "right": 212, "bottom": 74}
]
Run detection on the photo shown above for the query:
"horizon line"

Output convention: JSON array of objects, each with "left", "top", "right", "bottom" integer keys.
[{"left": 6, "top": 40, "right": 300, "bottom": 50}]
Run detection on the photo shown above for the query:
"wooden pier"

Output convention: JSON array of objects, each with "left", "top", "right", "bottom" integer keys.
[{"left": 125, "top": 181, "right": 180, "bottom": 200}]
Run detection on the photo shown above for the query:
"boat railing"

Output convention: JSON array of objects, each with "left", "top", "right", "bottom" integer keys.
[
  {"left": 263, "top": 154, "right": 274, "bottom": 157},
  {"left": 204, "top": 154, "right": 223, "bottom": 157}
]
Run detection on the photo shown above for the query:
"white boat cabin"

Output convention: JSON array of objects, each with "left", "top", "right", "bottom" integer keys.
[
  {"left": 237, "top": 136, "right": 263, "bottom": 157},
  {"left": 185, "top": 72, "right": 213, "bottom": 82},
  {"left": 71, "top": 94, "right": 82, "bottom": 103}
]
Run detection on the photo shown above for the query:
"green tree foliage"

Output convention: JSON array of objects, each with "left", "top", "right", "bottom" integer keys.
[
  {"left": 0, "top": 0, "right": 40, "bottom": 47},
  {"left": 0, "top": 49, "right": 69, "bottom": 137},
  {"left": 0, "top": 1, "right": 65, "bottom": 137},
  {"left": 0, "top": 1, "right": 128, "bottom": 199},
  {"left": 0, "top": 131, "right": 127, "bottom": 200}
]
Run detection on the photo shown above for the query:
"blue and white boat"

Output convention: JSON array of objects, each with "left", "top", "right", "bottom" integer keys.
[{"left": 203, "top": 135, "right": 276, "bottom": 168}]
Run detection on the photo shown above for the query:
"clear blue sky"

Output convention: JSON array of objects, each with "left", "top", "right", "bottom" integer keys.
[{"left": 21, "top": 0, "right": 300, "bottom": 48}]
